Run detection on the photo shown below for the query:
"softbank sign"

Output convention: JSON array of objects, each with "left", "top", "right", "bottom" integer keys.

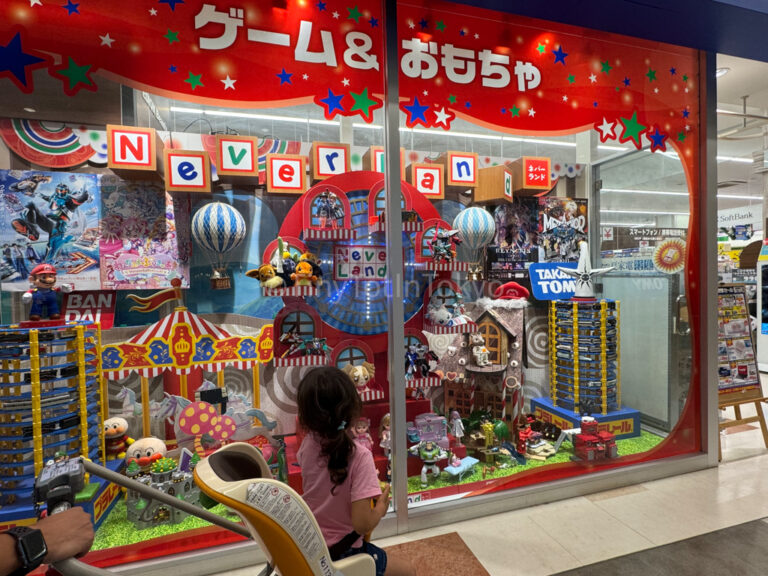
[
  {"left": 529, "top": 262, "right": 578, "bottom": 300},
  {"left": 717, "top": 205, "right": 762, "bottom": 228}
]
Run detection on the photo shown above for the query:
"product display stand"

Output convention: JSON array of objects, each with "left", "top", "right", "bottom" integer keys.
[{"left": 717, "top": 284, "right": 768, "bottom": 460}]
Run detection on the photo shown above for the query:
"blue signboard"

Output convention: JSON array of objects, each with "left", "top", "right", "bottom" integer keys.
[{"left": 529, "top": 262, "right": 578, "bottom": 301}]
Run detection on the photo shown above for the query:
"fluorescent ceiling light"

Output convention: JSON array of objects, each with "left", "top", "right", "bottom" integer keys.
[
  {"left": 716, "top": 155, "right": 752, "bottom": 163},
  {"left": 716, "top": 67, "right": 731, "bottom": 78},
  {"left": 601, "top": 222, "right": 657, "bottom": 227},
  {"left": 170, "top": 106, "right": 339, "bottom": 126},
  {"left": 600, "top": 209, "right": 689, "bottom": 215},
  {"left": 717, "top": 194, "right": 760, "bottom": 200},
  {"left": 601, "top": 188, "right": 688, "bottom": 196}
]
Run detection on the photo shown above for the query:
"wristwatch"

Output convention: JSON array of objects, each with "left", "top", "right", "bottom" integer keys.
[{"left": 6, "top": 526, "right": 47, "bottom": 576}]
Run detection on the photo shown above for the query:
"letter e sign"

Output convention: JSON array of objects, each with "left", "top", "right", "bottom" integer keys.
[
  {"left": 266, "top": 154, "right": 307, "bottom": 194},
  {"left": 164, "top": 150, "right": 211, "bottom": 193}
]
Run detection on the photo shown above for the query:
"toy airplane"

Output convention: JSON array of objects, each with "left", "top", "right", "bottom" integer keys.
[{"left": 557, "top": 241, "right": 614, "bottom": 299}]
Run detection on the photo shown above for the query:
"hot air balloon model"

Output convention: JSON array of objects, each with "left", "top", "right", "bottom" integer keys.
[
  {"left": 191, "top": 202, "right": 247, "bottom": 290},
  {"left": 452, "top": 207, "right": 496, "bottom": 281}
]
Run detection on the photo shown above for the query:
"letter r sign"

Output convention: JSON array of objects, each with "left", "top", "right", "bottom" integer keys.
[{"left": 311, "top": 142, "right": 350, "bottom": 181}]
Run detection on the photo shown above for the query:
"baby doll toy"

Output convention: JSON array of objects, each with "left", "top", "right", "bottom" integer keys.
[
  {"left": 22, "top": 263, "right": 73, "bottom": 321},
  {"left": 125, "top": 436, "right": 167, "bottom": 472},
  {"left": 342, "top": 361, "right": 376, "bottom": 393},
  {"left": 379, "top": 413, "right": 391, "bottom": 458},
  {"left": 352, "top": 417, "right": 373, "bottom": 451},
  {"left": 104, "top": 416, "right": 135, "bottom": 460}
]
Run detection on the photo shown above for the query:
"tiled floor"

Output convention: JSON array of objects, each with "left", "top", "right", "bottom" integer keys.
[{"left": 214, "top": 415, "right": 768, "bottom": 576}]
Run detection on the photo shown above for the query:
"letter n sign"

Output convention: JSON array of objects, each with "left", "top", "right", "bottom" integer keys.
[
  {"left": 408, "top": 163, "right": 444, "bottom": 199},
  {"left": 311, "top": 142, "right": 350, "bottom": 181},
  {"left": 164, "top": 150, "right": 211, "bottom": 193},
  {"left": 216, "top": 135, "right": 258, "bottom": 179},
  {"left": 447, "top": 151, "right": 478, "bottom": 188},
  {"left": 266, "top": 154, "right": 307, "bottom": 194},
  {"left": 107, "top": 125, "right": 160, "bottom": 174}
]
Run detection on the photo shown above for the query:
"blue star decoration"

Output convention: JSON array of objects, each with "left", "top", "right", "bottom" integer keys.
[
  {"left": 169, "top": 65, "right": 177, "bottom": 73},
  {"left": 623, "top": 77, "right": 631, "bottom": 87},
  {"left": 459, "top": 29, "right": 466, "bottom": 36},
  {"left": 593, "top": 101, "right": 598, "bottom": 107},
  {"left": 647, "top": 126, "right": 668, "bottom": 152},
  {"left": 317, "top": 0, "right": 326, "bottom": 10},
  {"left": 501, "top": 108, "right": 506, "bottom": 114},
  {"left": 401, "top": 97, "right": 429, "bottom": 127},
  {"left": 369, "top": 17, "right": 378, "bottom": 27},
  {"left": 159, "top": 0, "right": 185, "bottom": 11},
  {"left": 0, "top": 32, "right": 47, "bottom": 92},
  {"left": 277, "top": 68, "right": 293, "bottom": 85},
  {"left": 682, "top": 109, "right": 690, "bottom": 118},
  {"left": 552, "top": 45, "right": 568, "bottom": 65},
  {"left": 318, "top": 88, "right": 345, "bottom": 118},
  {"left": 63, "top": 0, "right": 79, "bottom": 14},
  {"left": 464, "top": 101, "right": 471, "bottom": 108},
  {"left": 419, "top": 18, "right": 428, "bottom": 29},
  {"left": 670, "top": 67, "right": 677, "bottom": 75}
]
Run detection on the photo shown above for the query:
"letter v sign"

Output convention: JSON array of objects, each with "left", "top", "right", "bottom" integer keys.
[{"left": 228, "top": 145, "right": 247, "bottom": 165}]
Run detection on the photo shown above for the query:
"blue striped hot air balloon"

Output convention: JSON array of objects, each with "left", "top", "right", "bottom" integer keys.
[
  {"left": 452, "top": 207, "right": 495, "bottom": 279},
  {"left": 191, "top": 202, "right": 247, "bottom": 284}
]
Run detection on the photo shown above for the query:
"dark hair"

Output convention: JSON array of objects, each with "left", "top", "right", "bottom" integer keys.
[{"left": 297, "top": 366, "right": 362, "bottom": 490}]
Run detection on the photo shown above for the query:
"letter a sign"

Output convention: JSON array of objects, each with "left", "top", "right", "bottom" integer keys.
[{"left": 408, "top": 163, "right": 444, "bottom": 199}]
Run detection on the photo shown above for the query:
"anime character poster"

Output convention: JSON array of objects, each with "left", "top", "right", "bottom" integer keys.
[
  {"left": 0, "top": 170, "right": 100, "bottom": 291},
  {"left": 486, "top": 198, "right": 539, "bottom": 281},
  {"left": 99, "top": 176, "right": 191, "bottom": 290},
  {"left": 537, "top": 197, "right": 588, "bottom": 262}
]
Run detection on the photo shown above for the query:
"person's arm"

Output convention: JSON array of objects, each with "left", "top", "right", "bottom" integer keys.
[
  {"left": 350, "top": 484, "right": 389, "bottom": 536},
  {"left": 0, "top": 508, "right": 95, "bottom": 576}
]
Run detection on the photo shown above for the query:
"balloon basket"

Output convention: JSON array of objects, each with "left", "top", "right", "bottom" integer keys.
[
  {"left": 467, "top": 264, "right": 485, "bottom": 282},
  {"left": 210, "top": 276, "right": 232, "bottom": 290}
]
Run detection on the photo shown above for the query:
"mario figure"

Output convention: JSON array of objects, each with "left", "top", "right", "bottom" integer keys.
[{"left": 22, "top": 263, "right": 74, "bottom": 321}]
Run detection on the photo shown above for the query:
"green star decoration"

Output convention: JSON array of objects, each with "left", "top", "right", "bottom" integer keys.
[
  {"left": 567, "top": 74, "right": 575, "bottom": 84},
  {"left": 618, "top": 111, "right": 647, "bottom": 147},
  {"left": 536, "top": 43, "right": 546, "bottom": 54},
  {"left": 347, "top": 5, "right": 362, "bottom": 22},
  {"left": 350, "top": 88, "right": 377, "bottom": 118},
  {"left": 646, "top": 67, "right": 656, "bottom": 82},
  {"left": 164, "top": 29, "right": 179, "bottom": 44},
  {"left": 185, "top": 72, "right": 204, "bottom": 90},
  {"left": 436, "top": 20, "right": 446, "bottom": 31},
  {"left": 448, "top": 94, "right": 457, "bottom": 104},
  {"left": 57, "top": 57, "right": 93, "bottom": 91},
  {"left": 678, "top": 132, "right": 686, "bottom": 142},
  {"left": 509, "top": 105, "right": 520, "bottom": 117},
  {"left": 601, "top": 60, "right": 612, "bottom": 74}
]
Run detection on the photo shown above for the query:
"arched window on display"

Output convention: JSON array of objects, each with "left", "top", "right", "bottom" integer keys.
[
  {"left": 422, "top": 279, "right": 477, "bottom": 335},
  {"left": 331, "top": 339, "right": 381, "bottom": 402},
  {"left": 302, "top": 184, "right": 355, "bottom": 241},
  {"left": 403, "top": 327, "right": 441, "bottom": 395},
  {"left": 367, "top": 181, "right": 422, "bottom": 234}
]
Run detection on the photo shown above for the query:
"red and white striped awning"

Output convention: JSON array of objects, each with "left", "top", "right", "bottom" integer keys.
[
  {"left": 423, "top": 320, "right": 478, "bottom": 335},
  {"left": 405, "top": 376, "right": 442, "bottom": 389},
  {"left": 128, "top": 308, "right": 231, "bottom": 345},
  {"left": 303, "top": 228, "right": 355, "bottom": 241},
  {"left": 273, "top": 355, "right": 328, "bottom": 368}
]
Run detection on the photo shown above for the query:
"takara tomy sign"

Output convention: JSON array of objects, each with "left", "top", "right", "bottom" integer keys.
[{"left": 529, "top": 262, "right": 577, "bottom": 300}]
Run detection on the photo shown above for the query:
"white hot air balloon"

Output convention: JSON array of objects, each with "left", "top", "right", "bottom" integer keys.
[{"left": 191, "top": 202, "right": 247, "bottom": 289}]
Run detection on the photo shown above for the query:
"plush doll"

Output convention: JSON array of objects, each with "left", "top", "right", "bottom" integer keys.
[{"left": 104, "top": 417, "right": 135, "bottom": 460}]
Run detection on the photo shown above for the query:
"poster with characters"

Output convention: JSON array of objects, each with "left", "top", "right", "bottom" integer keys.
[
  {"left": 0, "top": 170, "right": 100, "bottom": 291},
  {"left": 99, "top": 176, "right": 191, "bottom": 290},
  {"left": 486, "top": 199, "right": 539, "bottom": 281},
  {"left": 537, "top": 198, "right": 588, "bottom": 262}
]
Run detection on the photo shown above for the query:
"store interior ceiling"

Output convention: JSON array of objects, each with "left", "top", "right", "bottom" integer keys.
[{"left": 2, "top": 53, "right": 767, "bottom": 227}]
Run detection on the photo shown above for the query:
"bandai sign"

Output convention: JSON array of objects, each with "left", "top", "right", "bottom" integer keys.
[{"left": 63, "top": 290, "right": 116, "bottom": 329}]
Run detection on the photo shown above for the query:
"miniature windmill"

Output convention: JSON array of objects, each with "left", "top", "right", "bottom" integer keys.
[{"left": 557, "top": 241, "right": 614, "bottom": 299}]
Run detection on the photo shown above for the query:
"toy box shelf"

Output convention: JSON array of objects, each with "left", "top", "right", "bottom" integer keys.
[
  {"left": 369, "top": 221, "right": 423, "bottom": 234},
  {"left": 262, "top": 286, "right": 318, "bottom": 297},
  {"left": 405, "top": 376, "right": 442, "bottom": 389},
  {"left": 303, "top": 228, "right": 356, "bottom": 241},
  {"left": 423, "top": 321, "right": 478, "bottom": 335},
  {"left": 273, "top": 355, "right": 329, "bottom": 368}
]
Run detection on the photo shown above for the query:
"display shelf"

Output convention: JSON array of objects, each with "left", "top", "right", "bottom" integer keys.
[
  {"left": 423, "top": 320, "right": 478, "bottom": 335},
  {"left": 405, "top": 376, "right": 442, "bottom": 389},
  {"left": 262, "top": 286, "right": 318, "bottom": 297},
  {"left": 369, "top": 221, "right": 423, "bottom": 234},
  {"left": 302, "top": 228, "right": 356, "bottom": 241},
  {"left": 419, "top": 261, "right": 473, "bottom": 272},
  {"left": 465, "top": 363, "right": 507, "bottom": 375},
  {"left": 358, "top": 388, "right": 385, "bottom": 402},
  {"left": 273, "top": 355, "right": 329, "bottom": 368}
]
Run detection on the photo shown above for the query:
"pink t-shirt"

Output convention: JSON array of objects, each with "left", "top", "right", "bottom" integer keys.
[{"left": 297, "top": 433, "right": 382, "bottom": 548}]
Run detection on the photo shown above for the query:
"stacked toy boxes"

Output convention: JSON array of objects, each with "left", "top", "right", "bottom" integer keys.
[{"left": 549, "top": 300, "right": 620, "bottom": 415}]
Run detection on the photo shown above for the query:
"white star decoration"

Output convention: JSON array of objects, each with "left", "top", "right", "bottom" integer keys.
[
  {"left": 528, "top": 108, "right": 536, "bottom": 117},
  {"left": 29, "top": 0, "right": 42, "bottom": 7},
  {"left": 589, "top": 73, "right": 597, "bottom": 83},
  {"left": 221, "top": 75, "right": 236, "bottom": 90},
  {"left": 332, "top": 10, "right": 339, "bottom": 18},
  {"left": 99, "top": 33, "right": 115, "bottom": 47},
  {"left": 149, "top": 8, "right": 157, "bottom": 15},
  {"left": 596, "top": 117, "right": 616, "bottom": 141},
  {"left": 423, "top": 90, "right": 428, "bottom": 96},
  {"left": 433, "top": 107, "right": 451, "bottom": 127},
  {"left": 342, "top": 78, "right": 350, "bottom": 86},
  {"left": 562, "top": 95, "right": 568, "bottom": 102},
  {"left": 474, "top": 33, "right": 479, "bottom": 39},
  {"left": 408, "top": 20, "right": 415, "bottom": 29},
  {"left": 302, "top": 73, "right": 309, "bottom": 80},
  {"left": 654, "top": 87, "right": 659, "bottom": 94}
]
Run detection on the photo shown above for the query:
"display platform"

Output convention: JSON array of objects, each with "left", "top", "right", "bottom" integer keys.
[{"left": 530, "top": 397, "right": 641, "bottom": 440}]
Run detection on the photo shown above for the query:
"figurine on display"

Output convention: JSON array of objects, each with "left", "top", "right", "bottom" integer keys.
[
  {"left": 426, "top": 301, "right": 470, "bottom": 327},
  {"left": 379, "top": 413, "right": 392, "bottom": 458},
  {"left": 342, "top": 361, "right": 376, "bottom": 393},
  {"left": 125, "top": 436, "right": 167, "bottom": 472},
  {"left": 291, "top": 260, "right": 318, "bottom": 287},
  {"left": 299, "top": 252, "right": 324, "bottom": 287},
  {"left": 450, "top": 411, "right": 465, "bottom": 446},
  {"left": 316, "top": 189, "right": 344, "bottom": 229},
  {"left": 104, "top": 416, "right": 135, "bottom": 460},
  {"left": 428, "top": 228, "right": 462, "bottom": 263},
  {"left": 469, "top": 332, "right": 492, "bottom": 367},
  {"left": 409, "top": 440, "right": 448, "bottom": 487},
  {"left": 279, "top": 326, "right": 329, "bottom": 358},
  {"left": 246, "top": 263, "right": 284, "bottom": 289},
  {"left": 22, "top": 263, "right": 73, "bottom": 321},
  {"left": 481, "top": 417, "right": 495, "bottom": 448},
  {"left": 352, "top": 417, "right": 373, "bottom": 451},
  {"left": 405, "top": 343, "right": 439, "bottom": 379}
]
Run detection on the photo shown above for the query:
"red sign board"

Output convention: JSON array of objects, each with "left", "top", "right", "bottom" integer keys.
[
  {"left": 63, "top": 291, "right": 115, "bottom": 329},
  {"left": 523, "top": 157, "right": 552, "bottom": 190},
  {"left": 257, "top": 324, "right": 274, "bottom": 364}
]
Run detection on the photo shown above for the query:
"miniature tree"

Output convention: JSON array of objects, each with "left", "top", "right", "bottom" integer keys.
[
  {"left": 493, "top": 420, "right": 510, "bottom": 443},
  {"left": 126, "top": 460, "right": 141, "bottom": 478}
]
